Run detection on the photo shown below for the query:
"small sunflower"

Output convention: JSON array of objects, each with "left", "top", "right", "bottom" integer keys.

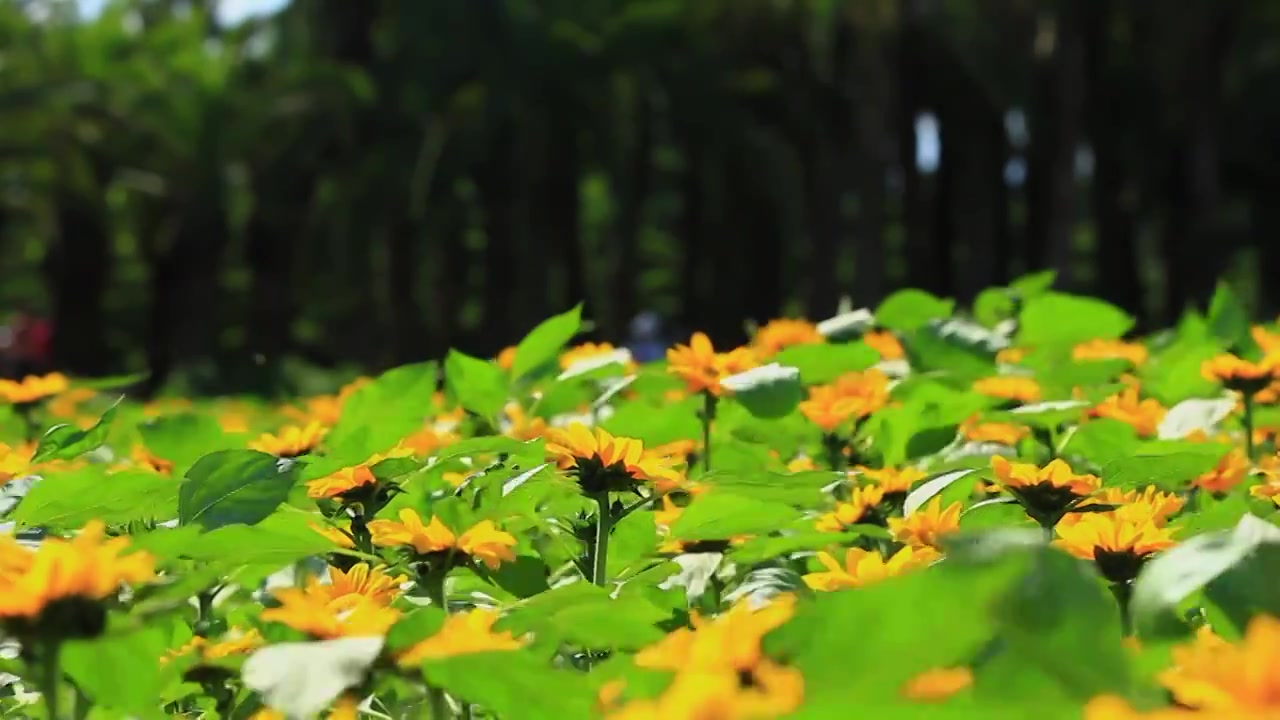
[
  {"left": 544, "top": 423, "right": 680, "bottom": 494},
  {"left": 958, "top": 415, "right": 1029, "bottom": 446},
  {"left": 1072, "top": 339, "right": 1149, "bottom": 366},
  {"left": 753, "top": 318, "right": 824, "bottom": 357},
  {"left": 863, "top": 330, "right": 905, "bottom": 361},
  {"left": 1201, "top": 353, "right": 1280, "bottom": 396},
  {"left": 367, "top": 508, "right": 516, "bottom": 569},
  {"left": 1054, "top": 507, "right": 1177, "bottom": 583},
  {"left": 802, "top": 546, "right": 939, "bottom": 592},
  {"left": 973, "top": 375, "right": 1042, "bottom": 404},
  {"left": 1088, "top": 387, "right": 1167, "bottom": 437},
  {"left": 666, "top": 332, "right": 759, "bottom": 396},
  {"left": 396, "top": 609, "right": 528, "bottom": 667},
  {"left": 990, "top": 456, "right": 1101, "bottom": 525},
  {"left": 889, "top": 496, "right": 962, "bottom": 549},
  {"left": 248, "top": 422, "right": 327, "bottom": 458},
  {"left": 0, "top": 372, "right": 69, "bottom": 405}
]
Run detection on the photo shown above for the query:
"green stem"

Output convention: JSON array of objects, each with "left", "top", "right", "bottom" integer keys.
[
  {"left": 37, "top": 638, "right": 62, "bottom": 720},
  {"left": 423, "top": 566, "right": 450, "bottom": 718},
  {"left": 349, "top": 507, "right": 375, "bottom": 556},
  {"left": 591, "top": 492, "right": 614, "bottom": 586},
  {"left": 700, "top": 392, "right": 716, "bottom": 473},
  {"left": 1243, "top": 392, "right": 1256, "bottom": 461},
  {"left": 1110, "top": 581, "right": 1134, "bottom": 637},
  {"left": 822, "top": 433, "right": 845, "bottom": 473}
]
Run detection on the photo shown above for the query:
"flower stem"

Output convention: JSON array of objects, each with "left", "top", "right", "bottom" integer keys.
[
  {"left": 822, "top": 433, "right": 845, "bottom": 472},
  {"left": 1110, "top": 581, "right": 1134, "bottom": 637},
  {"left": 37, "top": 638, "right": 62, "bottom": 720},
  {"left": 700, "top": 392, "right": 716, "bottom": 473},
  {"left": 590, "top": 493, "right": 614, "bottom": 586},
  {"left": 1243, "top": 392, "right": 1256, "bottom": 461},
  {"left": 423, "top": 566, "right": 450, "bottom": 719}
]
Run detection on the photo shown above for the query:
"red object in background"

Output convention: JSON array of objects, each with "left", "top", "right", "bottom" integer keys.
[{"left": 13, "top": 314, "right": 52, "bottom": 366}]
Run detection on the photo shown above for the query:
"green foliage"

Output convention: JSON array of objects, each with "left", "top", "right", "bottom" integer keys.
[
  {"left": 33, "top": 400, "right": 119, "bottom": 463},
  {"left": 512, "top": 305, "right": 584, "bottom": 380},
  {"left": 1016, "top": 293, "right": 1134, "bottom": 347},
  {"left": 178, "top": 450, "right": 300, "bottom": 530}
]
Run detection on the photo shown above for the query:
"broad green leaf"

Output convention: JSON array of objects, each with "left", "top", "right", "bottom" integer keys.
[
  {"left": 512, "top": 304, "right": 583, "bottom": 380},
  {"left": 1061, "top": 419, "right": 1139, "bottom": 467},
  {"left": 602, "top": 396, "right": 701, "bottom": 446},
  {"left": 906, "top": 322, "right": 996, "bottom": 377},
  {"left": 501, "top": 581, "right": 670, "bottom": 650},
  {"left": 32, "top": 400, "right": 119, "bottom": 463},
  {"left": 1203, "top": 539, "right": 1280, "bottom": 633},
  {"left": 1016, "top": 292, "right": 1133, "bottom": 346},
  {"left": 721, "top": 363, "right": 802, "bottom": 419},
  {"left": 139, "top": 413, "right": 233, "bottom": 475},
  {"left": 326, "top": 362, "right": 438, "bottom": 461},
  {"left": 423, "top": 651, "right": 597, "bottom": 720},
  {"left": 701, "top": 469, "right": 837, "bottom": 506},
  {"left": 242, "top": 637, "right": 383, "bottom": 719},
  {"left": 993, "top": 400, "right": 1090, "bottom": 430},
  {"left": 875, "top": 289, "right": 954, "bottom": 332},
  {"left": 63, "top": 625, "right": 169, "bottom": 717},
  {"left": 729, "top": 531, "right": 853, "bottom": 563},
  {"left": 445, "top": 350, "right": 509, "bottom": 421},
  {"left": 146, "top": 513, "right": 339, "bottom": 565},
  {"left": 1141, "top": 341, "right": 1223, "bottom": 404},
  {"left": 1206, "top": 282, "right": 1253, "bottom": 353},
  {"left": 1133, "top": 515, "right": 1280, "bottom": 636},
  {"left": 1099, "top": 449, "right": 1226, "bottom": 490},
  {"left": 12, "top": 467, "right": 178, "bottom": 529},
  {"left": 772, "top": 342, "right": 879, "bottom": 385},
  {"left": 178, "top": 450, "right": 300, "bottom": 530},
  {"left": 667, "top": 492, "right": 803, "bottom": 540}
]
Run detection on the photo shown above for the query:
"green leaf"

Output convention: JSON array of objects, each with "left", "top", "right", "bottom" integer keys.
[
  {"left": 729, "top": 531, "right": 853, "bottom": 563},
  {"left": 1016, "top": 292, "right": 1134, "bottom": 347},
  {"left": 178, "top": 450, "right": 300, "bottom": 531},
  {"left": 502, "top": 581, "right": 670, "bottom": 650},
  {"left": 721, "top": 363, "right": 803, "bottom": 419},
  {"left": 512, "top": 304, "right": 583, "bottom": 380},
  {"left": 602, "top": 396, "right": 701, "bottom": 447},
  {"left": 1141, "top": 341, "right": 1224, "bottom": 404},
  {"left": 445, "top": 350, "right": 509, "bottom": 421},
  {"left": 906, "top": 322, "right": 996, "bottom": 377},
  {"left": 326, "top": 362, "right": 438, "bottom": 462},
  {"left": 1206, "top": 282, "right": 1253, "bottom": 353},
  {"left": 701, "top": 469, "right": 837, "bottom": 506},
  {"left": 73, "top": 371, "right": 150, "bottom": 391},
  {"left": 12, "top": 468, "right": 178, "bottom": 530},
  {"left": 422, "top": 651, "right": 596, "bottom": 720},
  {"left": 875, "top": 289, "right": 954, "bottom": 332},
  {"left": 667, "top": 492, "right": 803, "bottom": 540},
  {"left": 63, "top": 625, "right": 169, "bottom": 717},
  {"left": 903, "top": 469, "right": 978, "bottom": 516},
  {"left": 1132, "top": 515, "right": 1280, "bottom": 636},
  {"left": 139, "top": 413, "right": 233, "bottom": 475},
  {"left": 772, "top": 342, "right": 879, "bottom": 385},
  {"left": 144, "top": 513, "right": 339, "bottom": 565},
  {"left": 1099, "top": 449, "right": 1226, "bottom": 490},
  {"left": 32, "top": 400, "right": 119, "bottom": 463},
  {"left": 1062, "top": 419, "right": 1139, "bottom": 467},
  {"left": 242, "top": 637, "right": 384, "bottom": 719},
  {"left": 769, "top": 545, "right": 1029, "bottom": 705},
  {"left": 992, "top": 400, "right": 1090, "bottom": 431}
]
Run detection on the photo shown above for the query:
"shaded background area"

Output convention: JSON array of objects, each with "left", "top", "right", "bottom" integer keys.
[{"left": 0, "top": 0, "right": 1276, "bottom": 394}]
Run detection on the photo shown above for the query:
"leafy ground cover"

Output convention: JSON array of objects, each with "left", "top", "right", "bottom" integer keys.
[{"left": 0, "top": 279, "right": 1278, "bottom": 719}]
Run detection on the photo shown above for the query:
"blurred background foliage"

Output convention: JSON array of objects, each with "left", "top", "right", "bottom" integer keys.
[{"left": 0, "top": 0, "right": 1276, "bottom": 395}]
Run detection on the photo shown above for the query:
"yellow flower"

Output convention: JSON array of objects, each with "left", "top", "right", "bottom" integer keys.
[
  {"left": 307, "top": 563, "right": 407, "bottom": 606},
  {"left": 857, "top": 466, "right": 927, "bottom": 496},
  {"left": 1202, "top": 354, "right": 1280, "bottom": 394},
  {"left": 260, "top": 591, "right": 401, "bottom": 639},
  {"left": 1253, "top": 326, "right": 1280, "bottom": 356},
  {"left": 559, "top": 342, "right": 637, "bottom": 373},
  {"left": 248, "top": 422, "right": 327, "bottom": 458},
  {"left": 0, "top": 444, "right": 32, "bottom": 485},
  {"left": 131, "top": 445, "right": 174, "bottom": 475},
  {"left": 496, "top": 346, "right": 518, "bottom": 372},
  {"left": 813, "top": 486, "right": 885, "bottom": 532},
  {"left": 396, "top": 427, "right": 461, "bottom": 458},
  {"left": 249, "top": 695, "right": 360, "bottom": 720},
  {"left": 889, "top": 497, "right": 962, "bottom": 548},
  {"left": 901, "top": 666, "right": 973, "bottom": 702},
  {"left": 162, "top": 628, "right": 263, "bottom": 665},
  {"left": 990, "top": 456, "right": 1100, "bottom": 520},
  {"left": 1082, "top": 695, "right": 1201, "bottom": 719},
  {"left": 802, "top": 546, "right": 939, "bottom": 592},
  {"left": 667, "top": 332, "right": 759, "bottom": 396},
  {"left": 0, "top": 520, "right": 154, "bottom": 620},
  {"left": 785, "top": 455, "right": 817, "bottom": 472},
  {"left": 863, "top": 330, "right": 905, "bottom": 361},
  {"left": 544, "top": 423, "right": 680, "bottom": 493},
  {"left": 608, "top": 665, "right": 803, "bottom": 720},
  {"left": 799, "top": 370, "right": 891, "bottom": 432},
  {"left": 996, "top": 347, "right": 1029, "bottom": 365},
  {"left": 45, "top": 387, "right": 95, "bottom": 419},
  {"left": 305, "top": 448, "right": 412, "bottom": 500},
  {"left": 1069, "top": 486, "right": 1184, "bottom": 527},
  {"left": 1157, "top": 614, "right": 1280, "bottom": 712},
  {"left": 282, "top": 394, "right": 346, "bottom": 427},
  {"left": 635, "top": 595, "right": 796, "bottom": 674},
  {"left": 367, "top": 508, "right": 516, "bottom": 569},
  {"left": 1073, "top": 339, "right": 1149, "bottom": 366},
  {"left": 655, "top": 494, "right": 683, "bottom": 530},
  {"left": 1054, "top": 508, "right": 1177, "bottom": 583},
  {"left": 396, "top": 609, "right": 527, "bottom": 666},
  {"left": 0, "top": 372, "right": 69, "bottom": 404},
  {"left": 972, "top": 375, "right": 1042, "bottom": 403},
  {"left": 502, "top": 403, "right": 549, "bottom": 441},
  {"left": 1089, "top": 387, "right": 1167, "bottom": 437},
  {"left": 753, "top": 319, "right": 824, "bottom": 357},
  {"left": 958, "top": 415, "right": 1028, "bottom": 446},
  {"left": 1193, "top": 449, "right": 1249, "bottom": 494}
]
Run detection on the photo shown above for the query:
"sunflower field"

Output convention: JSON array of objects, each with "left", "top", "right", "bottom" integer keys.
[{"left": 1, "top": 279, "right": 1278, "bottom": 719}]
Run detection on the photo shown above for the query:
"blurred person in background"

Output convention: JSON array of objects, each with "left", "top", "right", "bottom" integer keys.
[
  {"left": 628, "top": 311, "right": 667, "bottom": 364},
  {"left": 4, "top": 309, "right": 52, "bottom": 379}
]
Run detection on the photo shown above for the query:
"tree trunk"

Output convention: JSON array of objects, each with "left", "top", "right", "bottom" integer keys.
[{"left": 47, "top": 188, "right": 111, "bottom": 376}]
